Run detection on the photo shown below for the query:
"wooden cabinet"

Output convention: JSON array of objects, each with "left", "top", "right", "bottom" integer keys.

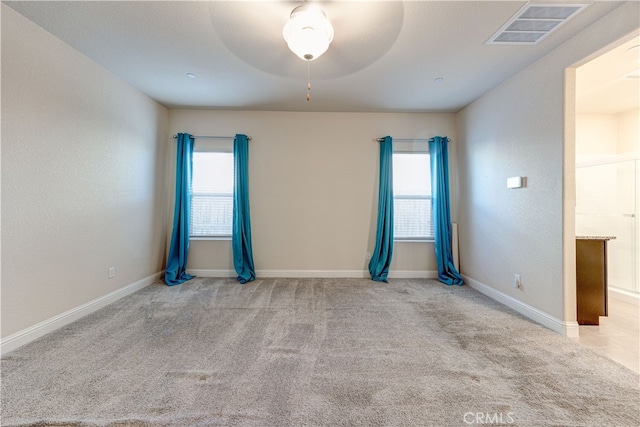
[{"left": 576, "top": 237, "right": 614, "bottom": 325}]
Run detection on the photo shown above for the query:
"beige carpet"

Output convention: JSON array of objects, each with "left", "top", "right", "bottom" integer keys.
[{"left": 1, "top": 277, "right": 639, "bottom": 426}]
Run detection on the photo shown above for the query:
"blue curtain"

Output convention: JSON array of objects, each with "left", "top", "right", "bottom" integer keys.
[
  {"left": 232, "top": 134, "right": 256, "bottom": 284},
  {"left": 369, "top": 136, "right": 394, "bottom": 282},
  {"left": 429, "top": 136, "right": 463, "bottom": 286},
  {"left": 165, "top": 133, "right": 195, "bottom": 286}
]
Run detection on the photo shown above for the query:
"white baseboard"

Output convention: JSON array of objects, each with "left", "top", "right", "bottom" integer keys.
[
  {"left": 0, "top": 272, "right": 162, "bottom": 356},
  {"left": 462, "top": 275, "right": 580, "bottom": 338},
  {"left": 188, "top": 269, "right": 437, "bottom": 279},
  {"left": 259, "top": 270, "right": 369, "bottom": 278},
  {"left": 189, "top": 269, "right": 369, "bottom": 278},
  {"left": 609, "top": 286, "right": 640, "bottom": 306},
  {"left": 389, "top": 270, "right": 438, "bottom": 279},
  {"left": 188, "top": 269, "right": 236, "bottom": 278}
]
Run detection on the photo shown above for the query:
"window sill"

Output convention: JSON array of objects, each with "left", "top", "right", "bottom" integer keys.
[
  {"left": 190, "top": 236, "right": 232, "bottom": 241},
  {"left": 394, "top": 239, "right": 435, "bottom": 243}
]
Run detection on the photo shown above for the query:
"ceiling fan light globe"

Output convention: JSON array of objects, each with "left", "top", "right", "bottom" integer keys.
[
  {"left": 282, "top": 5, "right": 334, "bottom": 61},
  {"left": 286, "top": 27, "right": 331, "bottom": 61}
]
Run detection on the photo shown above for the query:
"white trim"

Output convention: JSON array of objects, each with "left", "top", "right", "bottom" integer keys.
[
  {"left": 0, "top": 272, "right": 161, "bottom": 356},
  {"left": 189, "top": 236, "right": 231, "bottom": 241},
  {"left": 563, "top": 320, "right": 581, "bottom": 338},
  {"left": 609, "top": 287, "right": 640, "bottom": 306},
  {"left": 389, "top": 270, "right": 438, "bottom": 279},
  {"left": 188, "top": 269, "right": 437, "bottom": 279},
  {"left": 462, "top": 275, "right": 580, "bottom": 338},
  {"left": 188, "top": 269, "right": 236, "bottom": 277},
  {"left": 260, "top": 270, "right": 369, "bottom": 278},
  {"left": 188, "top": 269, "right": 369, "bottom": 278}
]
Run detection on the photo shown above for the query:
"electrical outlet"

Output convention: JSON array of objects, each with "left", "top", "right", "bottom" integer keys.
[
  {"left": 514, "top": 274, "right": 521, "bottom": 289},
  {"left": 108, "top": 267, "right": 116, "bottom": 279}
]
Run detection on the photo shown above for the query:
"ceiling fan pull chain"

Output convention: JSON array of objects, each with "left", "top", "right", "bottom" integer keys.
[{"left": 306, "top": 61, "right": 311, "bottom": 101}]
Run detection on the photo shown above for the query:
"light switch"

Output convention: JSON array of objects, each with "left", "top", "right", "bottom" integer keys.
[{"left": 507, "top": 176, "right": 523, "bottom": 189}]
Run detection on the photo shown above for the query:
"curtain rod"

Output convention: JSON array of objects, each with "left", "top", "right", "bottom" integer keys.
[
  {"left": 376, "top": 138, "right": 430, "bottom": 142},
  {"left": 375, "top": 137, "right": 451, "bottom": 142},
  {"left": 173, "top": 135, "right": 252, "bottom": 140}
]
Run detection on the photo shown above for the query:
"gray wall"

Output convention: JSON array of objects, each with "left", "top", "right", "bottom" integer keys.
[
  {"left": 455, "top": 2, "right": 639, "bottom": 326},
  {"left": 168, "top": 109, "right": 457, "bottom": 277},
  {"left": 1, "top": 5, "right": 169, "bottom": 338}
]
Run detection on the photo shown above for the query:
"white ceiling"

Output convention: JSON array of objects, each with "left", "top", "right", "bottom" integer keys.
[{"left": 4, "top": 0, "right": 633, "bottom": 113}]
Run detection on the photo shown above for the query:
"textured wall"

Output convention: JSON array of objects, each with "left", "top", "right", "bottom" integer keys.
[
  {"left": 455, "top": 2, "right": 639, "bottom": 322},
  {"left": 574, "top": 110, "right": 639, "bottom": 161},
  {"left": 168, "top": 110, "right": 457, "bottom": 276},
  {"left": 1, "top": 5, "right": 169, "bottom": 337},
  {"left": 617, "top": 109, "right": 640, "bottom": 154},
  {"left": 576, "top": 115, "right": 620, "bottom": 162}
]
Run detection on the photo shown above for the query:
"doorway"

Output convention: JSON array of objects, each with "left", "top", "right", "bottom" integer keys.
[{"left": 572, "top": 32, "right": 639, "bottom": 373}]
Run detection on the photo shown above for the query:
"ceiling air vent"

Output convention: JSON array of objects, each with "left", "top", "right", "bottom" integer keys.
[{"left": 487, "top": 3, "right": 589, "bottom": 45}]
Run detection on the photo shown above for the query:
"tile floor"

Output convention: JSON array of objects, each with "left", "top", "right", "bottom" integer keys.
[{"left": 576, "top": 294, "right": 639, "bottom": 374}]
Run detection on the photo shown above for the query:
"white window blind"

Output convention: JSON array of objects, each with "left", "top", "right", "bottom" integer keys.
[
  {"left": 393, "top": 152, "right": 434, "bottom": 240},
  {"left": 190, "top": 151, "right": 234, "bottom": 237}
]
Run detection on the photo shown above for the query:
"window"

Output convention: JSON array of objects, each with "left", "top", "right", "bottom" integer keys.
[
  {"left": 190, "top": 151, "right": 234, "bottom": 237},
  {"left": 393, "top": 152, "right": 433, "bottom": 240}
]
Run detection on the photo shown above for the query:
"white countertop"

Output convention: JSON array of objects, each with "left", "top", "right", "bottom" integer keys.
[{"left": 576, "top": 236, "right": 616, "bottom": 240}]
